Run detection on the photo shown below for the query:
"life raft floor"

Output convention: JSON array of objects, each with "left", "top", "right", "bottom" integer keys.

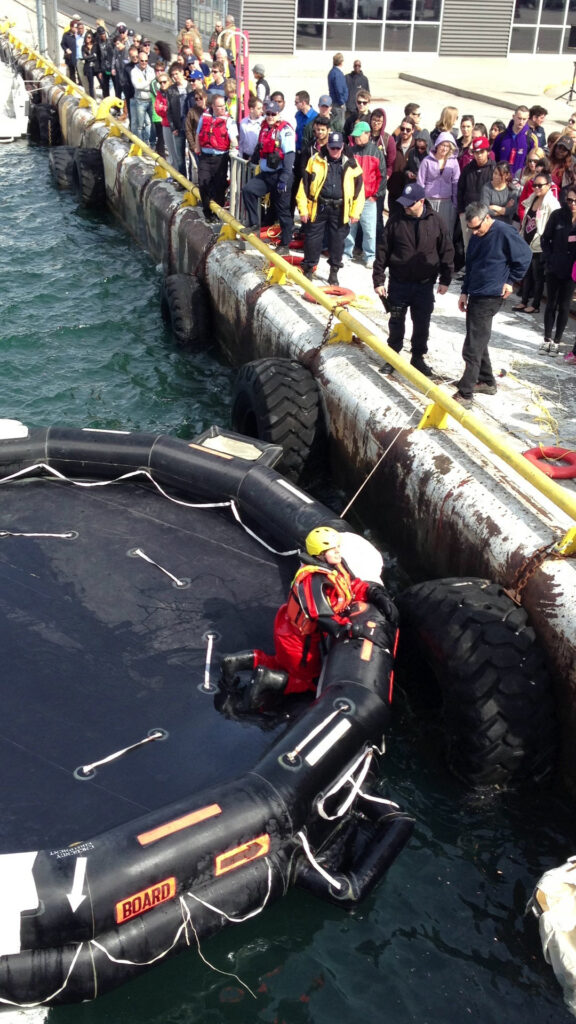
[{"left": 0, "top": 477, "right": 294, "bottom": 853}]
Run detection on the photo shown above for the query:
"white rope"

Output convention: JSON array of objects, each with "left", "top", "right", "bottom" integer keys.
[
  {"left": 340, "top": 405, "right": 421, "bottom": 518},
  {"left": 229, "top": 500, "right": 299, "bottom": 557},
  {"left": 317, "top": 748, "right": 373, "bottom": 821},
  {"left": 0, "top": 530, "right": 76, "bottom": 538},
  {"left": 284, "top": 707, "right": 343, "bottom": 761},
  {"left": 0, "top": 941, "right": 85, "bottom": 1008},
  {"left": 359, "top": 791, "right": 400, "bottom": 810},
  {"left": 131, "top": 547, "right": 187, "bottom": 587},
  {"left": 185, "top": 858, "right": 274, "bottom": 923},
  {"left": 0, "top": 463, "right": 299, "bottom": 557},
  {"left": 296, "top": 830, "right": 343, "bottom": 891},
  {"left": 90, "top": 901, "right": 192, "bottom": 967},
  {"left": 79, "top": 731, "right": 164, "bottom": 776},
  {"left": 183, "top": 898, "right": 257, "bottom": 999}
]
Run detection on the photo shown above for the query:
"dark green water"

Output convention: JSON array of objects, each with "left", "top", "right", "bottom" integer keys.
[{"left": 1, "top": 141, "right": 574, "bottom": 1024}]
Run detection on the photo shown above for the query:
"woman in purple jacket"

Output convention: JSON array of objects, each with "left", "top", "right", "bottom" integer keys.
[{"left": 417, "top": 131, "right": 460, "bottom": 234}]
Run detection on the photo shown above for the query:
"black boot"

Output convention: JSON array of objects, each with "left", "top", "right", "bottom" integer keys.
[
  {"left": 221, "top": 650, "right": 255, "bottom": 688},
  {"left": 328, "top": 267, "right": 339, "bottom": 286},
  {"left": 248, "top": 666, "right": 288, "bottom": 709}
]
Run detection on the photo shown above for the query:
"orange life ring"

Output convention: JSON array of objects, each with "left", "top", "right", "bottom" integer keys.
[
  {"left": 303, "top": 285, "right": 356, "bottom": 305},
  {"left": 259, "top": 224, "right": 281, "bottom": 240},
  {"left": 283, "top": 252, "right": 304, "bottom": 265},
  {"left": 522, "top": 446, "right": 576, "bottom": 479}
]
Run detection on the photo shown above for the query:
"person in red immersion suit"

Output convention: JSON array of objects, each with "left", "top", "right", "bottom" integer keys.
[{"left": 221, "top": 526, "right": 396, "bottom": 705}]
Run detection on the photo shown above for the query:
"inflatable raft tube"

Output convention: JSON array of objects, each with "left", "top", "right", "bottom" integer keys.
[{"left": 0, "top": 422, "right": 412, "bottom": 1006}]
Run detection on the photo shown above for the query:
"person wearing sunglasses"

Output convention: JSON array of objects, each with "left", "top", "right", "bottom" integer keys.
[
  {"left": 540, "top": 189, "right": 576, "bottom": 355},
  {"left": 514, "top": 173, "right": 559, "bottom": 316},
  {"left": 345, "top": 59, "right": 370, "bottom": 116},
  {"left": 387, "top": 119, "right": 417, "bottom": 214},
  {"left": 343, "top": 90, "right": 372, "bottom": 143},
  {"left": 453, "top": 201, "right": 532, "bottom": 407}
]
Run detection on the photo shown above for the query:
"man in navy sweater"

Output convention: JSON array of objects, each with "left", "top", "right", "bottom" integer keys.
[{"left": 454, "top": 202, "right": 532, "bottom": 407}]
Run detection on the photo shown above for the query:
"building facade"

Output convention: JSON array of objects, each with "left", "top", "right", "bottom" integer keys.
[{"left": 229, "top": 0, "right": 576, "bottom": 56}]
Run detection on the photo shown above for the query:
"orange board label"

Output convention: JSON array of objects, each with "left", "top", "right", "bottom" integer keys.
[
  {"left": 116, "top": 877, "right": 176, "bottom": 924},
  {"left": 215, "top": 834, "right": 270, "bottom": 876}
]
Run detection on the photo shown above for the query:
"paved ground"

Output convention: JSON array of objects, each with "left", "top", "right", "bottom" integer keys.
[{"left": 4, "top": 0, "right": 576, "bottom": 485}]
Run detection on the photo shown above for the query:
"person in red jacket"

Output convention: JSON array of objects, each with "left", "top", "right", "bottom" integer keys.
[
  {"left": 221, "top": 526, "right": 396, "bottom": 704},
  {"left": 343, "top": 121, "right": 386, "bottom": 269}
]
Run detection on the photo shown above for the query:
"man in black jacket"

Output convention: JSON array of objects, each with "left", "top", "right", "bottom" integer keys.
[
  {"left": 373, "top": 182, "right": 454, "bottom": 377},
  {"left": 61, "top": 21, "right": 79, "bottom": 84},
  {"left": 457, "top": 136, "right": 495, "bottom": 255}
]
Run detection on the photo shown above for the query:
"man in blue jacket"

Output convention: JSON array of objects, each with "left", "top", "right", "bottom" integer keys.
[
  {"left": 327, "top": 52, "right": 348, "bottom": 131},
  {"left": 454, "top": 202, "right": 532, "bottom": 407}
]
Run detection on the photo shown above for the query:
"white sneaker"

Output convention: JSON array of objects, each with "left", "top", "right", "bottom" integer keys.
[
  {"left": 539, "top": 339, "right": 551, "bottom": 353},
  {"left": 548, "top": 342, "right": 560, "bottom": 357},
  {"left": 364, "top": 258, "right": 374, "bottom": 270}
]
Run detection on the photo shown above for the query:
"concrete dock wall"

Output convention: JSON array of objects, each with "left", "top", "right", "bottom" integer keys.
[{"left": 14, "top": 56, "right": 576, "bottom": 789}]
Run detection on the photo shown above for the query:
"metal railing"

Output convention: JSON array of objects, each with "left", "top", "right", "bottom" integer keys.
[{"left": 4, "top": 25, "right": 576, "bottom": 556}]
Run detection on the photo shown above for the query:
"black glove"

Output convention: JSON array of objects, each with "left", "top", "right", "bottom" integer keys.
[{"left": 366, "top": 584, "right": 399, "bottom": 625}]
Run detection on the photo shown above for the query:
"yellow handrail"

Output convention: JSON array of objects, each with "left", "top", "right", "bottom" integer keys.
[{"left": 4, "top": 28, "right": 576, "bottom": 551}]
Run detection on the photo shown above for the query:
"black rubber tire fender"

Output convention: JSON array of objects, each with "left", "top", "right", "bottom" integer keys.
[
  {"left": 72, "top": 148, "right": 106, "bottom": 208},
  {"left": 48, "top": 146, "right": 76, "bottom": 190},
  {"left": 160, "top": 274, "right": 212, "bottom": 347},
  {"left": 230, "top": 358, "right": 321, "bottom": 482},
  {"left": 397, "top": 577, "right": 557, "bottom": 787},
  {"left": 28, "top": 103, "right": 61, "bottom": 146}
]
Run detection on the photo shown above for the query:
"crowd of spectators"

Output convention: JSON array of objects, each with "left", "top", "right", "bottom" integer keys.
[{"left": 59, "top": 16, "right": 576, "bottom": 369}]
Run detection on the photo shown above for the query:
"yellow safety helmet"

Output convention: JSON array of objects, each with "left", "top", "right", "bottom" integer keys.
[{"left": 305, "top": 526, "right": 341, "bottom": 558}]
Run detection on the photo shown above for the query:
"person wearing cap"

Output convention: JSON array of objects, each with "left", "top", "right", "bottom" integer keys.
[
  {"left": 344, "top": 122, "right": 386, "bottom": 270},
  {"left": 327, "top": 52, "right": 348, "bottom": 132},
  {"left": 373, "top": 183, "right": 454, "bottom": 378},
  {"left": 457, "top": 136, "right": 495, "bottom": 253},
  {"left": 454, "top": 202, "right": 531, "bottom": 406},
  {"left": 243, "top": 101, "right": 296, "bottom": 252},
  {"left": 297, "top": 130, "right": 364, "bottom": 285},
  {"left": 492, "top": 106, "right": 538, "bottom": 177},
  {"left": 302, "top": 96, "right": 338, "bottom": 148},
  {"left": 252, "top": 65, "right": 270, "bottom": 105},
  {"left": 345, "top": 59, "right": 370, "bottom": 116}
]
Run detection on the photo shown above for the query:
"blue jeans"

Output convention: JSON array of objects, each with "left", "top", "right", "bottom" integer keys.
[
  {"left": 344, "top": 198, "right": 377, "bottom": 261},
  {"left": 132, "top": 99, "right": 151, "bottom": 145}
]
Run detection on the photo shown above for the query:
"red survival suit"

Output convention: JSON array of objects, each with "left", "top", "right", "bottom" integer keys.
[{"left": 253, "top": 557, "right": 370, "bottom": 695}]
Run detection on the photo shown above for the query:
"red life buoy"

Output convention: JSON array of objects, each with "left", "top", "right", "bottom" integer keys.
[
  {"left": 288, "top": 238, "right": 304, "bottom": 250},
  {"left": 303, "top": 286, "right": 356, "bottom": 305},
  {"left": 522, "top": 446, "right": 576, "bottom": 479},
  {"left": 283, "top": 252, "right": 304, "bottom": 265},
  {"left": 259, "top": 224, "right": 281, "bottom": 240}
]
